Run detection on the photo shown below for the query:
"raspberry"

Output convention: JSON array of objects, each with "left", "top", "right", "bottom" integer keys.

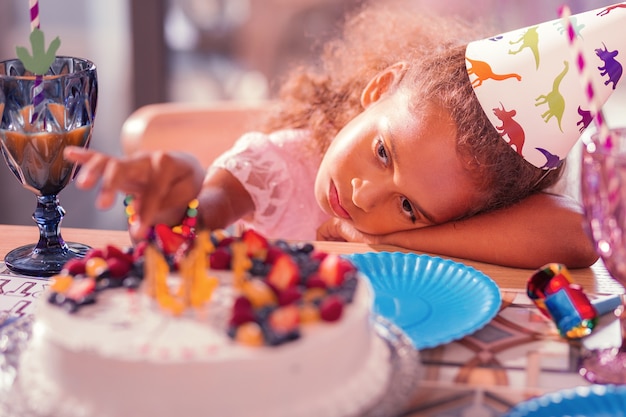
[
  {"left": 277, "top": 286, "right": 302, "bottom": 306},
  {"left": 230, "top": 296, "right": 256, "bottom": 327},
  {"left": 107, "top": 257, "right": 131, "bottom": 278},
  {"left": 319, "top": 295, "right": 344, "bottom": 322},
  {"left": 209, "top": 247, "right": 231, "bottom": 270},
  {"left": 104, "top": 244, "right": 134, "bottom": 264},
  {"left": 62, "top": 258, "right": 86, "bottom": 276}
]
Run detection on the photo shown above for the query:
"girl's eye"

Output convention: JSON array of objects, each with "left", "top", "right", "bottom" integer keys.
[
  {"left": 401, "top": 197, "right": 417, "bottom": 223},
  {"left": 375, "top": 140, "right": 389, "bottom": 164}
]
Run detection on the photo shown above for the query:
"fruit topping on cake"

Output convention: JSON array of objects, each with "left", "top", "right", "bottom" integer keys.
[{"left": 46, "top": 228, "right": 359, "bottom": 347}]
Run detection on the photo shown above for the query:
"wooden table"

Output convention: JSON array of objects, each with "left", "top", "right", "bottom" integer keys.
[
  {"left": 0, "top": 223, "right": 622, "bottom": 416},
  {"left": 0, "top": 224, "right": 618, "bottom": 294}
]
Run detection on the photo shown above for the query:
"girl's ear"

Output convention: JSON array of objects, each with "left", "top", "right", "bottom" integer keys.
[{"left": 360, "top": 62, "right": 408, "bottom": 108}]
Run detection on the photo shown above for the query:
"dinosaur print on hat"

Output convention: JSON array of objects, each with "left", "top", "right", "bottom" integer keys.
[{"left": 466, "top": 2, "right": 626, "bottom": 169}]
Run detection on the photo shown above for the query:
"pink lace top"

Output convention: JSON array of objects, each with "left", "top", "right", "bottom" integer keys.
[{"left": 211, "top": 129, "right": 331, "bottom": 240}]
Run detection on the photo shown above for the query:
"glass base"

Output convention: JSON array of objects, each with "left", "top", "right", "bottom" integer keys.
[
  {"left": 579, "top": 347, "right": 626, "bottom": 384},
  {"left": 4, "top": 242, "right": 90, "bottom": 278}
]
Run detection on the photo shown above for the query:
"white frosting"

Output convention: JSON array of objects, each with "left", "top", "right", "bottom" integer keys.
[{"left": 17, "top": 277, "right": 390, "bottom": 417}]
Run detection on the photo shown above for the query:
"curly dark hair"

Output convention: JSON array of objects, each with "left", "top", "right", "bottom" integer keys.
[{"left": 262, "top": 0, "right": 563, "bottom": 217}]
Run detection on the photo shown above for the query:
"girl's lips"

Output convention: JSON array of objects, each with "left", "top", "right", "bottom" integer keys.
[{"left": 329, "top": 181, "right": 351, "bottom": 220}]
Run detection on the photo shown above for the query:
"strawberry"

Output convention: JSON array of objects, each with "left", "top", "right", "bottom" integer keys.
[
  {"left": 241, "top": 229, "right": 269, "bottom": 259},
  {"left": 65, "top": 277, "right": 97, "bottom": 301},
  {"left": 154, "top": 224, "right": 189, "bottom": 256},
  {"left": 266, "top": 254, "right": 300, "bottom": 291},
  {"left": 319, "top": 295, "right": 344, "bottom": 322},
  {"left": 318, "top": 254, "right": 356, "bottom": 287}
]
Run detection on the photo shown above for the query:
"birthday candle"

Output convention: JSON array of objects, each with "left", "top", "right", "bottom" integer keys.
[
  {"left": 29, "top": 0, "right": 45, "bottom": 125},
  {"left": 559, "top": 4, "right": 613, "bottom": 148}
]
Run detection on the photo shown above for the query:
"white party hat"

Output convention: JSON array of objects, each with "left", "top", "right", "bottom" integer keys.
[{"left": 466, "top": 2, "right": 626, "bottom": 169}]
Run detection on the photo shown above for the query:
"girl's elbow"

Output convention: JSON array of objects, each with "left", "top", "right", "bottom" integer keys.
[{"left": 564, "top": 242, "right": 600, "bottom": 269}]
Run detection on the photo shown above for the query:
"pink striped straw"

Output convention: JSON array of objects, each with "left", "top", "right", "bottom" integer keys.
[
  {"left": 559, "top": 4, "right": 613, "bottom": 148},
  {"left": 29, "top": 0, "right": 45, "bottom": 125}
]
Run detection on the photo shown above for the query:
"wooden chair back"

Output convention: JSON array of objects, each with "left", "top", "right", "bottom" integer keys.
[{"left": 121, "top": 101, "right": 269, "bottom": 167}]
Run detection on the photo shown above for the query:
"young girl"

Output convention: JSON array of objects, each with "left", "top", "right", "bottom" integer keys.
[{"left": 66, "top": 0, "right": 602, "bottom": 269}]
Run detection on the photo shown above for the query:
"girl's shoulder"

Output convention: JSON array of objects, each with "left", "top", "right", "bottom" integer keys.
[
  {"left": 234, "top": 128, "right": 314, "bottom": 153},
  {"left": 214, "top": 128, "right": 318, "bottom": 167}
]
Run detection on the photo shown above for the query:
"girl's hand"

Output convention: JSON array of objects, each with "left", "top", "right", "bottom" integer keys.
[
  {"left": 64, "top": 147, "right": 205, "bottom": 240},
  {"left": 316, "top": 218, "right": 381, "bottom": 244}
]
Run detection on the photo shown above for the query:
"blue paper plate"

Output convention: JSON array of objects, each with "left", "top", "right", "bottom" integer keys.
[
  {"left": 505, "top": 384, "right": 626, "bottom": 417},
  {"left": 345, "top": 252, "right": 501, "bottom": 349}
]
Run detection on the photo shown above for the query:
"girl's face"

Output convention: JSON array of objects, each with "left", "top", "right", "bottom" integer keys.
[{"left": 315, "top": 85, "right": 484, "bottom": 235}]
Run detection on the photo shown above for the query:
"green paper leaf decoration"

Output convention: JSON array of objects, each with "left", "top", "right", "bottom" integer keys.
[{"left": 16, "top": 28, "right": 61, "bottom": 75}]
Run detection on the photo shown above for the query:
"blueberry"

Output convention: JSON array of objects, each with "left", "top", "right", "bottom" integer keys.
[
  {"left": 123, "top": 276, "right": 142, "bottom": 289},
  {"left": 62, "top": 299, "right": 79, "bottom": 314},
  {"left": 227, "top": 325, "right": 237, "bottom": 340},
  {"left": 255, "top": 305, "right": 275, "bottom": 322},
  {"left": 48, "top": 292, "right": 64, "bottom": 305},
  {"left": 294, "top": 242, "right": 314, "bottom": 254},
  {"left": 298, "top": 259, "right": 320, "bottom": 280},
  {"left": 249, "top": 259, "right": 270, "bottom": 276},
  {"left": 330, "top": 276, "right": 358, "bottom": 303},
  {"left": 274, "top": 240, "right": 291, "bottom": 252},
  {"left": 264, "top": 326, "right": 300, "bottom": 346},
  {"left": 79, "top": 293, "right": 97, "bottom": 306}
]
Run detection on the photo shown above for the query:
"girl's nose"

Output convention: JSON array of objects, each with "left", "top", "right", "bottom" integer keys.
[{"left": 351, "top": 177, "right": 379, "bottom": 212}]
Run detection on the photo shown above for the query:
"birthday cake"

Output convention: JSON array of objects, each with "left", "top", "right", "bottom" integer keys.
[{"left": 14, "top": 229, "right": 390, "bottom": 417}]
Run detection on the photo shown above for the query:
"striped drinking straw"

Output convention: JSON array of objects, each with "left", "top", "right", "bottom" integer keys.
[
  {"left": 559, "top": 4, "right": 613, "bottom": 149},
  {"left": 29, "top": 0, "right": 45, "bottom": 125}
]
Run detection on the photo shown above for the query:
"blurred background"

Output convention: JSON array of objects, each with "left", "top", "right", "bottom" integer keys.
[{"left": 0, "top": 0, "right": 624, "bottom": 231}]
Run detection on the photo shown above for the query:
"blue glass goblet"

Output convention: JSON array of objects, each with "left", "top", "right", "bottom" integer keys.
[{"left": 0, "top": 57, "right": 98, "bottom": 277}]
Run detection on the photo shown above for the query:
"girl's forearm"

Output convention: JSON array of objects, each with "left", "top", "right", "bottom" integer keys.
[
  {"left": 378, "top": 193, "right": 599, "bottom": 269},
  {"left": 197, "top": 168, "right": 255, "bottom": 231}
]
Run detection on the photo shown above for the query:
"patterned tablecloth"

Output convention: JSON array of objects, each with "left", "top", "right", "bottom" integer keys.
[
  {"left": 0, "top": 262, "right": 48, "bottom": 322},
  {"left": 401, "top": 289, "right": 622, "bottom": 417}
]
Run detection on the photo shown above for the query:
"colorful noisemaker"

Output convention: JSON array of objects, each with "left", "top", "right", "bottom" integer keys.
[{"left": 527, "top": 263, "right": 598, "bottom": 338}]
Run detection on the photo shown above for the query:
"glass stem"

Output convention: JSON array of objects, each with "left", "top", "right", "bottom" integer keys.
[
  {"left": 33, "top": 194, "right": 68, "bottom": 252},
  {"left": 618, "top": 301, "right": 626, "bottom": 353}
]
